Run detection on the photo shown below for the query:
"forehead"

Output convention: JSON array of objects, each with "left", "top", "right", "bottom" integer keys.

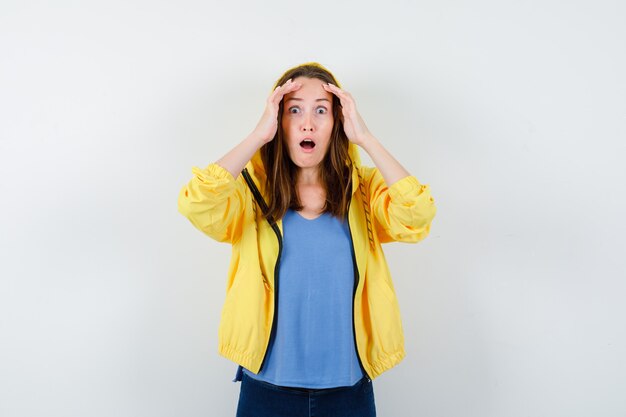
[{"left": 284, "top": 76, "right": 333, "bottom": 102}]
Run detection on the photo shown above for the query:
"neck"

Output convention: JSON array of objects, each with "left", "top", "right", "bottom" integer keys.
[{"left": 297, "top": 166, "right": 321, "bottom": 186}]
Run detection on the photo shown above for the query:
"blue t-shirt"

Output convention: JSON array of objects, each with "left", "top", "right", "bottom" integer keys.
[{"left": 242, "top": 208, "right": 364, "bottom": 388}]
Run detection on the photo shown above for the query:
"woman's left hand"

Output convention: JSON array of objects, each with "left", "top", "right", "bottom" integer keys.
[{"left": 323, "top": 83, "right": 372, "bottom": 146}]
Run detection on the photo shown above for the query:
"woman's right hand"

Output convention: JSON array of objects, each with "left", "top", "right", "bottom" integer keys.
[{"left": 251, "top": 78, "right": 302, "bottom": 144}]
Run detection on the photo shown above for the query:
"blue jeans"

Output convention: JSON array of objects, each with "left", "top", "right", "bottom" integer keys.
[{"left": 236, "top": 372, "right": 377, "bottom": 417}]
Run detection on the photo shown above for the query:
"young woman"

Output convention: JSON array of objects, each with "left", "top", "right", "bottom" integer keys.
[{"left": 178, "top": 62, "right": 437, "bottom": 417}]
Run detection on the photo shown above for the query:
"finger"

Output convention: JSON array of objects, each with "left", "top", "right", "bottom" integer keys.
[
  {"left": 280, "top": 79, "right": 302, "bottom": 91},
  {"left": 269, "top": 81, "right": 301, "bottom": 105},
  {"left": 277, "top": 82, "right": 301, "bottom": 100},
  {"left": 324, "top": 83, "right": 345, "bottom": 93},
  {"left": 273, "top": 79, "right": 291, "bottom": 92},
  {"left": 324, "top": 83, "right": 352, "bottom": 103},
  {"left": 272, "top": 79, "right": 296, "bottom": 95},
  {"left": 322, "top": 83, "right": 337, "bottom": 93}
]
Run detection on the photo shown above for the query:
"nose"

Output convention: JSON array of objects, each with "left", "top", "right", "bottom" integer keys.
[{"left": 301, "top": 113, "right": 314, "bottom": 132}]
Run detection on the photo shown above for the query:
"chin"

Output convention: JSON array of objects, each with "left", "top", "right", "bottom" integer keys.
[
  {"left": 292, "top": 159, "right": 322, "bottom": 169},
  {"left": 287, "top": 152, "right": 318, "bottom": 168}
]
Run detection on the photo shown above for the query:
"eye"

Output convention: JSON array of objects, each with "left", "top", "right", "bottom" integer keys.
[
  {"left": 316, "top": 107, "right": 328, "bottom": 114},
  {"left": 288, "top": 106, "right": 300, "bottom": 114}
]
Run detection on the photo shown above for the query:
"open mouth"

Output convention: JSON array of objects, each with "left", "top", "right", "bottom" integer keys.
[{"left": 299, "top": 139, "right": 316, "bottom": 149}]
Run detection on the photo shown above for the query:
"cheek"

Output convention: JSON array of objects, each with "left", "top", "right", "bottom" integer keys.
[
  {"left": 320, "top": 121, "right": 334, "bottom": 147},
  {"left": 322, "top": 118, "right": 334, "bottom": 133}
]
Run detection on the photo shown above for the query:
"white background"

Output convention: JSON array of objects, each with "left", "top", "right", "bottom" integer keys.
[{"left": 1, "top": 1, "right": 625, "bottom": 416}]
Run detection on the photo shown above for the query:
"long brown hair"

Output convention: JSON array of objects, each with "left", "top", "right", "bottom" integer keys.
[{"left": 260, "top": 63, "right": 353, "bottom": 222}]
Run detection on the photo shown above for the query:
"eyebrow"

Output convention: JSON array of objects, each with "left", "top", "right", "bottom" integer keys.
[{"left": 284, "top": 97, "right": 330, "bottom": 103}]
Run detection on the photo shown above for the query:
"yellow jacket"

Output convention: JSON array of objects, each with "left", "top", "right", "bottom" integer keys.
[{"left": 178, "top": 142, "right": 436, "bottom": 379}]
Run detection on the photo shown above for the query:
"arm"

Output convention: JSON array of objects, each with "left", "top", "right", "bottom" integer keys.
[
  {"left": 178, "top": 161, "right": 248, "bottom": 244},
  {"left": 321, "top": 83, "right": 436, "bottom": 243},
  {"left": 359, "top": 133, "right": 410, "bottom": 187},
  {"left": 215, "top": 78, "right": 303, "bottom": 177},
  {"left": 359, "top": 134, "right": 436, "bottom": 243},
  {"left": 364, "top": 164, "right": 437, "bottom": 244},
  {"left": 178, "top": 79, "right": 301, "bottom": 243},
  {"left": 322, "top": 83, "right": 410, "bottom": 187},
  {"left": 178, "top": 133, "right": 265, "bottom": 244},
  {"left": 215, "top": 133, "right": 267, "bottom": 179}
]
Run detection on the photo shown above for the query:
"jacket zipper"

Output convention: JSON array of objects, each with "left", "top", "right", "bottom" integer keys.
[
  {"left": 346, "top": 199, "right": 372, "bottom": 382},
  {"left": 241, "top": 169, "right": 282, "bottom": 374}
]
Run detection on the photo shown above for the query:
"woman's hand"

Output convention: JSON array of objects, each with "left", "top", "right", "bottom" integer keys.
[
  {"left": 322, "top": 83, "right": 372, "bottom": 146},
  {"left": 251, "top": 78, "right": 302, "bottom": 144},
  {"left": 324, "top": 83, "right": 412, "bottom": 186}
]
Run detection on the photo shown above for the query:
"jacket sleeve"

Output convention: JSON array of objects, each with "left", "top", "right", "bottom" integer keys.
[
  {"left": 177, "top": 162, "right": 247, "bottom": 244},
  {"left": 365, "top": 166, "right": 437, "bottom": 244}
]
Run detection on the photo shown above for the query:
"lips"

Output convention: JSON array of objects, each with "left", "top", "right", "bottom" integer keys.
[{"left": 299, "top": 138, "right": 316, "bottom": 149}]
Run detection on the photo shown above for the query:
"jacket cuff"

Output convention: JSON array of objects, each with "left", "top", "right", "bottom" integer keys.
[
  {"left": 191, "top": 163, "right": 236, "bottom": 184},
  {"left": 388, "top": 175, "right": 434, "bottom": 206}
]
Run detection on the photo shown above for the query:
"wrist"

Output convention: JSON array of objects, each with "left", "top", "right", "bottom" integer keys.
[
  {"left": 246, "top": 132, "right": 269, "bottom": 147},
  {"left": 358, "top": 133, "right": 378, "bottom": 150}
]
